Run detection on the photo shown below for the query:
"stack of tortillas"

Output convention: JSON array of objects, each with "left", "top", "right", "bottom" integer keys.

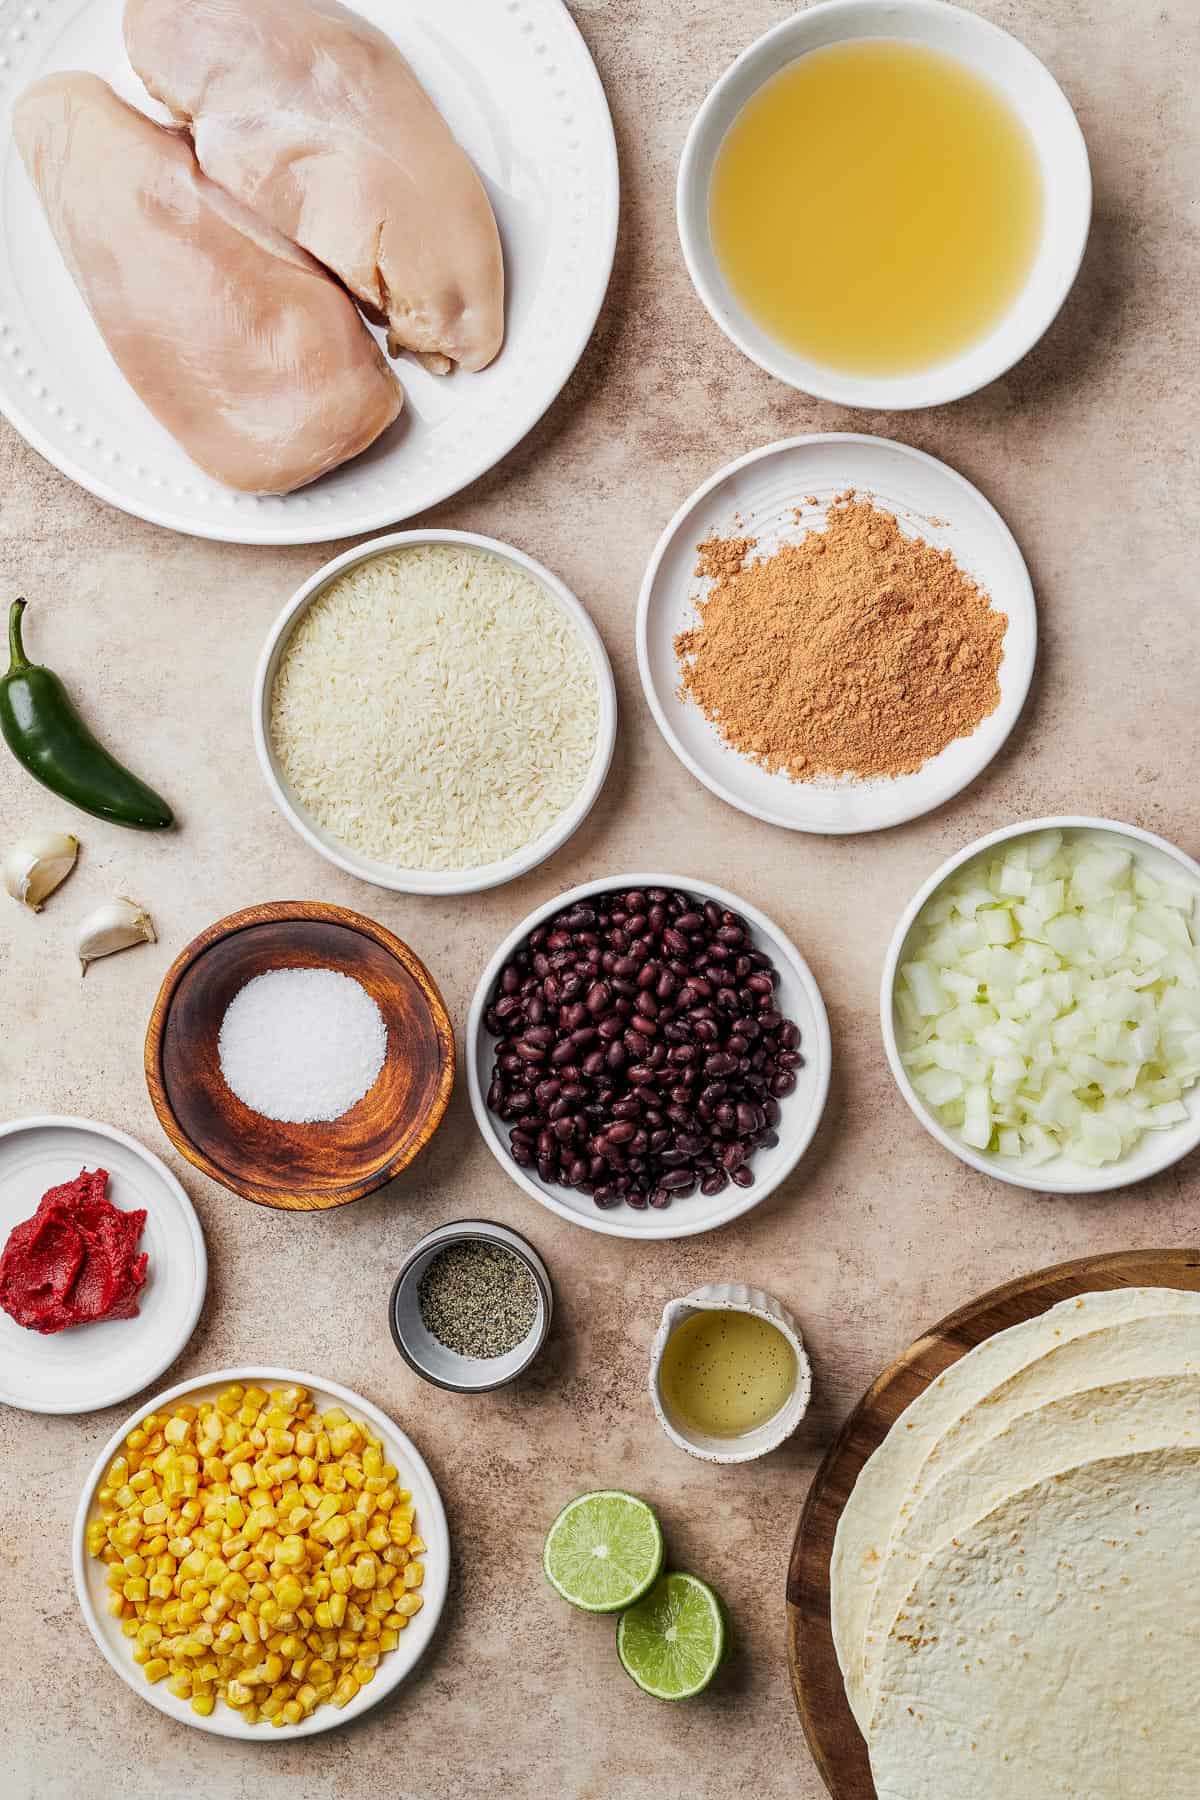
[{"left": 831, "top": 1287, "right": 1200, "bottom": 1796}]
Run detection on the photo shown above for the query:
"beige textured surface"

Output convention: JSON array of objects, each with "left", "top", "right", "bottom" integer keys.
[{"left": 1, "top": 1, "right": 1197, "bottom": 1795}]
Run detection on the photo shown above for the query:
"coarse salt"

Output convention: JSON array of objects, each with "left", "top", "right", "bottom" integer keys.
[{"left": 218, "top": 967, "right": 388, "bottom": 1124}]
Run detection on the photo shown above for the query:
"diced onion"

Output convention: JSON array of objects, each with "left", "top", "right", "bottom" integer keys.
[{"left": 896, "top": 831, "right": 1200, "bottom": 1169}]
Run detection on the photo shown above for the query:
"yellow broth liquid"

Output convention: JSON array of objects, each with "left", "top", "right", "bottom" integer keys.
[
  {"left": 709, "top": 40, "right": 1043, "bottom": 376},
  {"left": 659, "top": 1309, "right": 797, "bottom": 1439}
]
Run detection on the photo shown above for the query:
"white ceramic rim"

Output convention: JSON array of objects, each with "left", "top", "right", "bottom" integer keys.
[
  {"left": 72, "top": 1364, "right": 450, "bottom": 1739},
  {"left": 635, "top": 433, "right": 1037, "bottom": 835},
  {"left": 252, "top": 529, "right": 617, "bottom": 895},
  {"left": 677, "top": 0, "right": 1093, "bottom": 409},
  {"left": 0, "top": 2, "right": 619, "bottom": 544},
  {"left": 0, "top": 1115, "right": 207, "bottom": 1414},
  {"left": 648, "top": 1284, "right": 812, "bottom": 1463},
  {"left": 466, "top": 871, "right": 833, "bottom": 1239},
  {"left": 881, "top": 816, "right": 1200, "bottom": 1193}
]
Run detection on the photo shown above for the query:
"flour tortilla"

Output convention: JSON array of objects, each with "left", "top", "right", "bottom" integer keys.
[
  {"left": 860, "top": 1371, "right": 1200, "bottom": 1718},
  {"left": 869, "top": 1448, "right": 1200, "bottom": 1799},
  {"left": 831, "top": 1287, "right": 1200, "bottom": 1727}
]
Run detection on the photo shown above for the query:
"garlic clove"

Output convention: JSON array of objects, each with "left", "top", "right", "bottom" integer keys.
[
  {"left": 3, "top": 831, "right": 79, "bottom": 910},
  {"left": 76, "top": 896, "right": 156, "bottom": 974}
]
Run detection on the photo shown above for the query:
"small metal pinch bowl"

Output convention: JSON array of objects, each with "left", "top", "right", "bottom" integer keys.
[{"left": 389, "top": 1221, "right": 553, "bottom": 1394}]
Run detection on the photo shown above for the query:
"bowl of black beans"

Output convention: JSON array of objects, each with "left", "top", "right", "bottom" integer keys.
[{"left": 467, "top": 875, "right": 831, "bottom": 1238}]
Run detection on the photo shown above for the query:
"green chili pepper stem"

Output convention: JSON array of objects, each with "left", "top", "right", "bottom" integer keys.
[{"left": 8, "top": 599, "right": 29, "bottom": 673}]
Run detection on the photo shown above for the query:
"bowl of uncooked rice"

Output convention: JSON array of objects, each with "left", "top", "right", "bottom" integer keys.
[{"left": 255, "top": 531, "right": 616, "bottom": 895}]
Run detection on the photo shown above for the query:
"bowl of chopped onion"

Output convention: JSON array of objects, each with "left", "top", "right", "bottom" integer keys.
[{"left": 882, "top": 817, "right": 1200, "bottom": 1192}]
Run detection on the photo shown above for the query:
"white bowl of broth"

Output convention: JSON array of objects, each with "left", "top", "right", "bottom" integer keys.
[
  {"left": 649, "top": 1283, "right": 811, "bottom": 1463},
  {"left": 677, "top": 0, "right": 1091, "bottom": 409}
]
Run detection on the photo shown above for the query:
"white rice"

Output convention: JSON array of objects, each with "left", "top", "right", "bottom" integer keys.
[{"left": 270, "top": 544, "right": 600, "bottom": 871}]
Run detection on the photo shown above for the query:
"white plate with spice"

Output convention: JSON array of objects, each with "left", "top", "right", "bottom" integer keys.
[
  {"left": 0, "top": 0, "right": 618, "bottom": 543},
  {"left": 636, "top": 434, "right": 1037, "bottom": 835},
  {"left": 73, "top": 1365, "right": 450, "bottom": 1738},
  {"left": 0, "top": 1116, "right": 206, "bottom": 1414}
]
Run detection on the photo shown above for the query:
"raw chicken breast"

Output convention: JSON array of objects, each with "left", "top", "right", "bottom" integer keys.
[
  {"left": 125, "top": 0, "right": 505, "bottom": 373},
  {"left": 14, "top": 73, "right": 401, "bottom": 495}
]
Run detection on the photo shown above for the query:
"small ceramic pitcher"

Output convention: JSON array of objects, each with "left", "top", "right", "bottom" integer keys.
[{"left": 649, "top": 1281, "right": 812, "bottom": 1464}]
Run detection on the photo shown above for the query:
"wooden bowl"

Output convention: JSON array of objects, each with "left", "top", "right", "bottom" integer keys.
[
  {"left": 144, "top": 902, "right": 454, "bottom": 1212},
  {"left": 785, "top": 1247, "right": 1200, "bottom": 1799}
]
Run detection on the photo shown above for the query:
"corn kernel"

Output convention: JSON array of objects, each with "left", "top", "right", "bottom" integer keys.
[{"left": 85, "top": 1384, "right": 422, "bottom": 1731}]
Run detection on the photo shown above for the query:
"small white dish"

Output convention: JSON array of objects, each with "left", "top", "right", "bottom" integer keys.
[
  {"left": 389, "top": 1219, "right": 552, "bottom": 1393},
  {"left": 0, "top": 0, "right": 618, "bottom": 543},
  {"left": 73, "top": 1365, "right": 450, "bottom": 1738},
  {"left": 466, "top": 872, "right": 832, "bottom": 1240},
  {"left": 882, "top": 817, "right": 1200, "bottom": 1193},
  {"left": 637, "top": 434, "right": 1036, "bottom": 835},
  {"left": 677, "top": 0, "right": 1091, "bottom": 409},
  {"left": 0, "top": 1116, "right": 206, "bottom": 1415},
  {"left": 254, "top": 529, "right": 617, "bottom": 896},
  {"left": 649, "top": 1282, "right": 811, "bottom": 1463}
]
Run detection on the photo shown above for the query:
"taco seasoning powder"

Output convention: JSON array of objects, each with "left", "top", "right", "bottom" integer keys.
[{"left": 673, "top": 495, "right": 1006, "bottom": 782}]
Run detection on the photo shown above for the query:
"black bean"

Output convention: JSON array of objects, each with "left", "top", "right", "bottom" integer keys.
[
  {"left": 730, "top": 1165, "right": 755, "bottom": 1188},
  {"left": 485, "top": 884, "right": 804, "bottom": 1210}
]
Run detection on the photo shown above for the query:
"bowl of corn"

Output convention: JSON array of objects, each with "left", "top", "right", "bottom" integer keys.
[{"left": 72, "top": 1367, "right": 449, "bottom": 1738}]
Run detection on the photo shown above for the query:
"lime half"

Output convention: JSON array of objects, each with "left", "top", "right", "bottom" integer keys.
[
  {"left": 616, "top": 1572, "right": 727, "bottom": 1700},
  {"left": 543, "top": 1491, "right": 664, "bottom": 1613}
]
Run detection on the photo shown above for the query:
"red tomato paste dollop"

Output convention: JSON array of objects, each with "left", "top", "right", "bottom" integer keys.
[{"left": 0, "top": 1167, "right": 148, "bottom": 1334}]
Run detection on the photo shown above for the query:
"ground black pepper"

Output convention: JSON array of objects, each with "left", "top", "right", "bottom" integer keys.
[{"left": 418, "top": 1242, "right": 538, "bottom": 1358}]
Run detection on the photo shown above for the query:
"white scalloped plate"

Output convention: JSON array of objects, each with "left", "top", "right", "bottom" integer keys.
[
  {"left": 0, "top": 0, "right": 618, "bottom": 543},
  {"left": 637, "top": 434, "right": 1037, "bottom": 835}
]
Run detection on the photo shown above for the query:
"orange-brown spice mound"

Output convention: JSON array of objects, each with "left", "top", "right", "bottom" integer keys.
[{"left": 674, "top": 496, "right": 1007, "bottom": 783}]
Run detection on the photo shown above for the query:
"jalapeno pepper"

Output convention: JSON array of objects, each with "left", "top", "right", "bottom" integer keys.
[{"left": 0, "top": 599, "right": 174, "bottom": 830}]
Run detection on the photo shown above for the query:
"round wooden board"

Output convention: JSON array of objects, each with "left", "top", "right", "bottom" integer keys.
[{"left": 786, "top": 1247, "right": 1200, "bottom": 1798}]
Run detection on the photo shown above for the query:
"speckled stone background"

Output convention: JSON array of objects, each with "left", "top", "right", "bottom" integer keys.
[{"left": 2, "top": 0, "right": 1198, "bottom": 1794}]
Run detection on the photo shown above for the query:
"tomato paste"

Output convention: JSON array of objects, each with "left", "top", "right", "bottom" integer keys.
[{"left": 0, "top": 1167, "right": 148, "bottom": 1334}]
